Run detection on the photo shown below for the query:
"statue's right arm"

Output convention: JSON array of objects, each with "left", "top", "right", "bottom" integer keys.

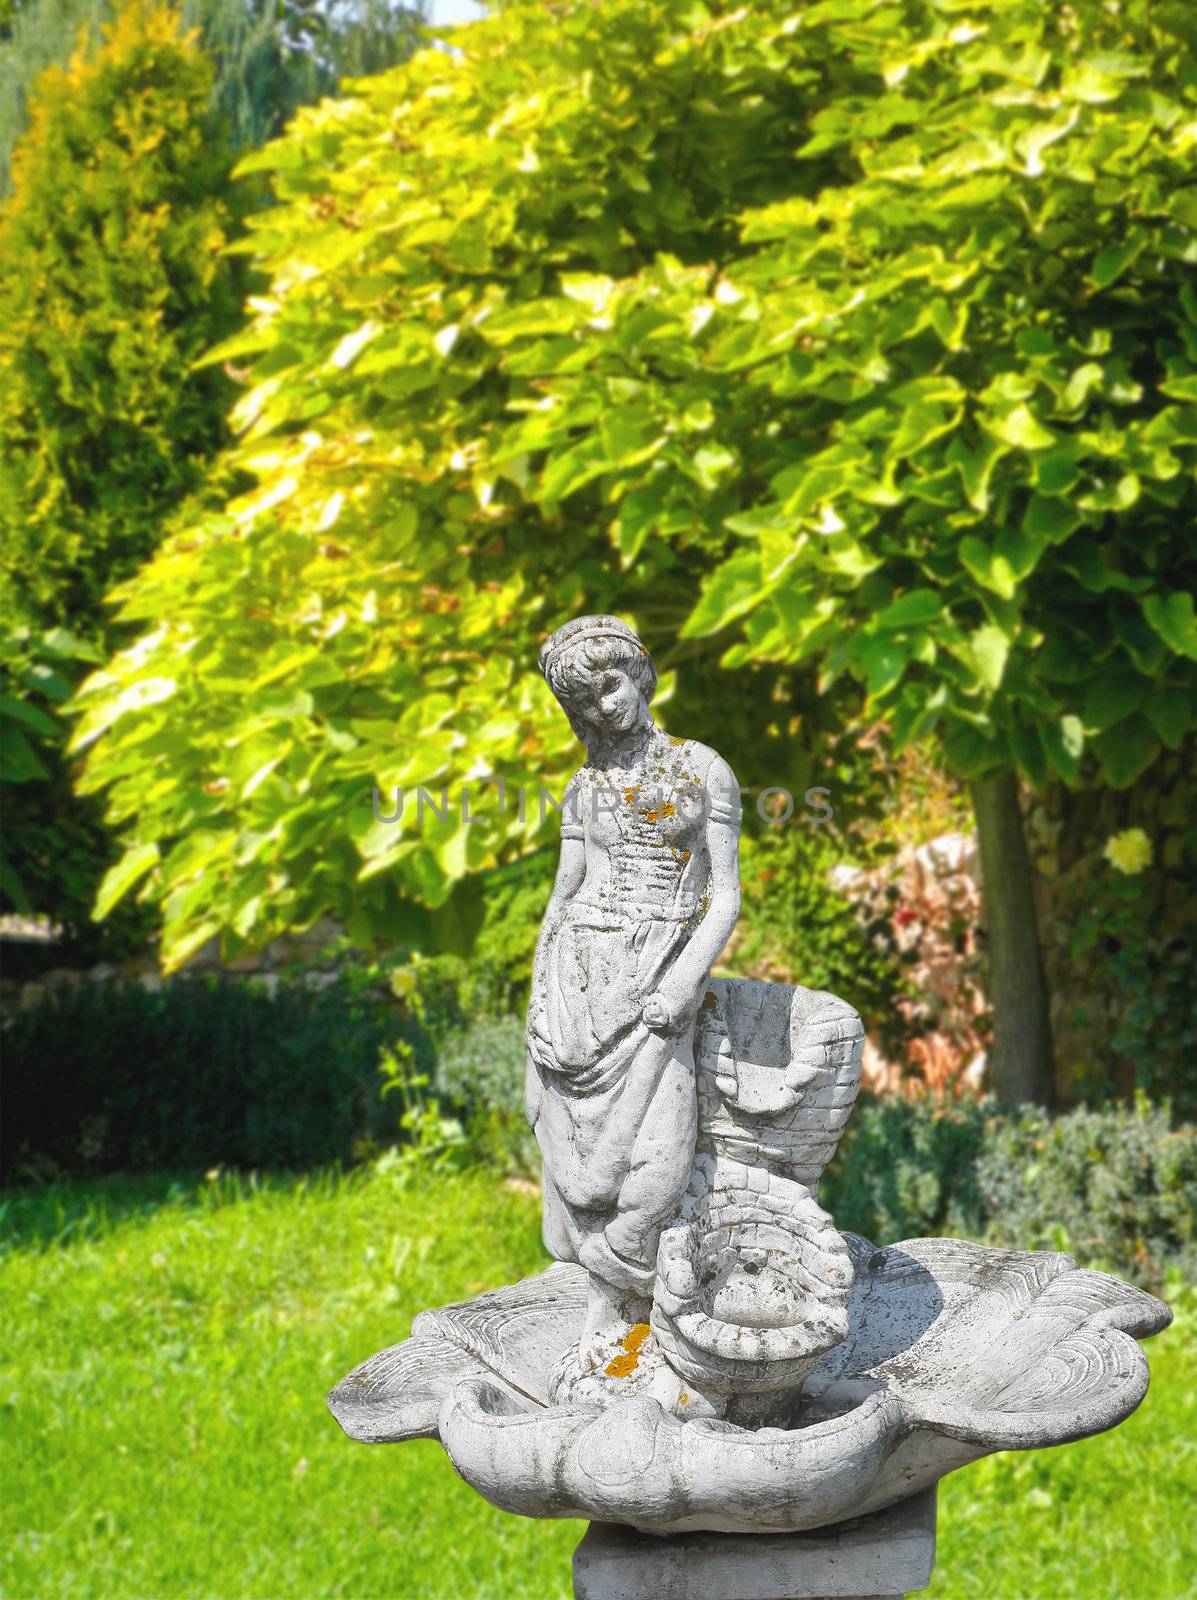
[
  {"left": 526, "top": 833, "right": 585, "bottom": 1069},
  {"left": 530, "top": 835, "right": 585, "bottom": 984}
]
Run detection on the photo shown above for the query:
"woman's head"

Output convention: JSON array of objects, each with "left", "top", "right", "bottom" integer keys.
[{"left": 539, "top": 616, "right": 657, "bottom": 746}]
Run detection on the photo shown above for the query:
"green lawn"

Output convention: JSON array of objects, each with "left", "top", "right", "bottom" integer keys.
[{"left": 2, "top": 1163, "right": 1193, "bottom": 1600}]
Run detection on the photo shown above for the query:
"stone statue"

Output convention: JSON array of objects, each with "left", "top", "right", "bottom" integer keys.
[
  {"left": 525, "top": 615, "right": 743, "bottom": 1402},
  {"left": 329, "top": 615, "right": 1170, "bottom": 1559}
]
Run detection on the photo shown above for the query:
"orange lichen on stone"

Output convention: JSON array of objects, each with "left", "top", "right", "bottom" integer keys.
[
  {"left": 622, "top": 787, "right": 637, "bottom": 804},
  {"left": 668, "top": 735, "right": 685, "bottom": 746},
  {"left": 605, "top": 1322, "right": 651, "bottom": 1378},
  {"left": 702, "top": 990, "right": 717, "bottom": 1010},
  {"left": 660, "top": 802, "right": 676, "bottom": 819}
]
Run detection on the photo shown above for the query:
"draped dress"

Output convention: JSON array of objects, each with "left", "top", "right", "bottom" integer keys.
[{"left": 525, "top": 733, "right": 739, "bottom": 1295}]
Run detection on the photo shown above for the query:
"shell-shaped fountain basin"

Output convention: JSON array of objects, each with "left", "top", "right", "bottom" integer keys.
[{"left": 327, "top": 1235, "right": 1170, "bottom": 1535}]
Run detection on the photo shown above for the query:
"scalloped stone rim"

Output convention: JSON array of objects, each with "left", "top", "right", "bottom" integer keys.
[{"left": 328, "top": 1237, "right": 1171, "bottom": 1535}]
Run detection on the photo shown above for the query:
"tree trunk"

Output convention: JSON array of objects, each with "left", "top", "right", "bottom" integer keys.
[{"left": 971, "top": 771, "right": 1054, "bottom": 1106}]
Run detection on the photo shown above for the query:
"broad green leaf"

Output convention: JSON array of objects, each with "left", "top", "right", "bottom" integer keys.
[
  {"left": 1032, "top": 444, "right": 1085, "bottom": 496},
  {"left": 1038, "top": 715, "right": 1085, "bottom": 783},
  {"left": 95, "top": 842, "right": 160, "bottom": 919},
  {"left": 600, "top": 407, "right": 662, "bottom": 469},
  {"left": 1060, "top": 541, "right": 1151, "bottom": 595},
  {"left": 857, "top": 636, "right": 909, "bottom": 698},
  {"left": 482, "top": 299, "right": 582, "bottom": 342},
  {"left": 559, "top": 274, "right": 616, "bottom": 315},
  {"left": 959, "top": 537, "right": 1017, "bottom": 600},
  {"left": 1010, "top": 723, "right": 1049, "bottom": 790},
  {"left": 70, "top": 677, "right": 177, "bottom": 751},
  {"left": 943, "top": 721, "right": 1001, "bottom": 780},
  {"left": 1022, "top": 494, "right": 1083, "bottom": 544},
  {"left": 1142, "top": 591, "right": 1197, "bottom": 659},
  {"left": 724, "top": 505, "right": 802, "bottom": 538},
  {"left": 890, "top": 401, "right": 960, "bottom": 458},
  {"left": 690, "top": 444, "right": 737, "bottom": 491},
  {"left": 162, "top": 918, "right": 223, "bottom": 973},
  {"left": 0, "top": 694, "right": 59, "bottom": 738},
  {"left": 874, "top": 589, "right": 942, "bottom": 630},
  {"left": 971, "top": 624, "right": 1010, "bottom": 690},
  {"left": 1082, "top": 674, "right": 1143, "bottom": 733},
  {"left": 616, "top": 485, "right": 688, "bottom": 564},
  {"left": 1143, "top": 687, "right": 1192, "bottom": 749},
  {"left": 328, "top": 320, "right": 383, "bottom": 371},
  {"left": 985, "top": 404, "right": 1057, "bottom": 451},
  {"left": 890, "top": 683, "right": 946, "bottom": 749},
  {"left": 0, "top": 726, "right": 49, "bottom": 783},
  {"left": 1078, "top": 473, "right": 1140, "bottom": 512},
  {"left": 946, "top": 436, "right": 1007, "bottom": 512},
  {"left": 539, "top": 436, "right": 609, "bottom": 503},
  {"left": 681, "top": 554, "right": 766, "bottom": 639},
  {"left": 995, "top": 524, "right": 1046, "bottom": 581},
  {"left": 1094, "top": 720, "right": 1160, "bottom": 788},
  {"left": 1088, "top": 230, "right": 1147, "bottom": 290},
  {"left": 255, "top": 690, "right": 314, "bottom": 722}
]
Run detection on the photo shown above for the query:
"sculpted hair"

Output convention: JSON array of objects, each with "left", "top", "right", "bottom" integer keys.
[
  {"left": 543, "top": 638, "right": 657, "bottom": 746},
  {"left": 538, "top": 615, "right": 657, "bottom": 743}
]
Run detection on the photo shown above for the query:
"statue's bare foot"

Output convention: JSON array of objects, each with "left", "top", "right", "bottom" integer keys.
[
  {"left": 549, "top": 1318, "right": 658, "bottom": 1407},
  {"left": 548, "top": 1270, "right": 656, "bottom": 1406}
]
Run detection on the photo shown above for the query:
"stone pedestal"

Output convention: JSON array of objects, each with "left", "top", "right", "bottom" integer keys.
[{"left": 572, "top": 1488, "right": 937, "bottom": 1600}]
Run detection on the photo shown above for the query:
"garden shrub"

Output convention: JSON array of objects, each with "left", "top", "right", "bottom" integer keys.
[
  {"left": 975, "top": 1099, "right": 1197, "bottom": 1291},
  {"left": 434, "top": 1012, "right": 538, "bottom": 1177},
  {"left": 6, "top": 973, "right": 1192, "bottom": 1290},
  {"left": 430, "top": 1010, "right": 1195, "bottom": 1287},
  {"left": 820, "top": 1094, "right": 991, "bottom": 1246},
  {"left": 823, "top": 1094, "right": 1196, "bottom": 1291},
  {"left": 0, "top": 974, "right": 426, "bottom": 1177}
]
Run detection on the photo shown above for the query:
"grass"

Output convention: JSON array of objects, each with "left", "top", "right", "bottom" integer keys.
[{"left": 1, "top": 1163, "right": 1193, "bottom": 1600}]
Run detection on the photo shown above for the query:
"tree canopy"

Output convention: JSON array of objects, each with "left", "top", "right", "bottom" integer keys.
[
  {"left": 0, "top": 0, "right": 429, "bottom": 192},
  {"left": 71, "top": 0, "right": 1197, "bottom": 973}
]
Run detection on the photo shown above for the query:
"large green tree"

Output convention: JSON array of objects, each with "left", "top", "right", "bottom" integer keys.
[{"left": 73, "top": 0, "right": 1197, "bottom": 1103}]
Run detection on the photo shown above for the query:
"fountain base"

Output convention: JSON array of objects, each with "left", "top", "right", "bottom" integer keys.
[{"left": 572, "top": 1486, "right": 937, "bottom": 1600}]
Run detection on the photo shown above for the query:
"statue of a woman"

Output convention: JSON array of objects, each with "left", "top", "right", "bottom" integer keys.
[{"left": 526, "top": 615, "right": 741, "bottom": 1380}]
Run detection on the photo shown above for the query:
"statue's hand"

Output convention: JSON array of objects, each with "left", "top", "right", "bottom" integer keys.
[
  {"left": 643, "top": 989, "right": 687, "bottom": 1034},
  {"left": 525, "top": 1015, "right": 555, "bottom": 1071}
]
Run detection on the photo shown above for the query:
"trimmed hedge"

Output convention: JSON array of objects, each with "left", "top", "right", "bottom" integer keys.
[
  {"left": 5, "top": 980, "right": 1193, "bottom": 1292},
  {"left": 822, "top": 1094, "right": 1197, "bottom": 1292},
  {"left": 430, "top": 1012, "right": 1195, "bottom": 1289},
  {"left": 1, "top": 975, "right": 432, "bottom": 1177}
]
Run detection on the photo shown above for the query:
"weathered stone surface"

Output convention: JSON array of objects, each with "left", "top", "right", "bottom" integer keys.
[
  {"left": 572, "top": 1487, "right": 937, "bottom": 1600},
  {"left": 331, "top": 1238, "right": 1169, "bottom": 1533},
  {"left": 328, "top": 616, "right": 1171, "bottom": 1541},
  {"left": 328, "top": 1265, "right": 587, "bottom": 1440}
]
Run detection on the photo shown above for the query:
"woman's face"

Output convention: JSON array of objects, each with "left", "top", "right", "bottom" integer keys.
[{"left": 580, "top": 664, "right": 645, "bottom": 739}]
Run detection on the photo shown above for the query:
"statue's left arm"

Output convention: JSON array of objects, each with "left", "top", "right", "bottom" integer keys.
[{"left": 646, "top": 752, "right": 741, "bottom": 1032}]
